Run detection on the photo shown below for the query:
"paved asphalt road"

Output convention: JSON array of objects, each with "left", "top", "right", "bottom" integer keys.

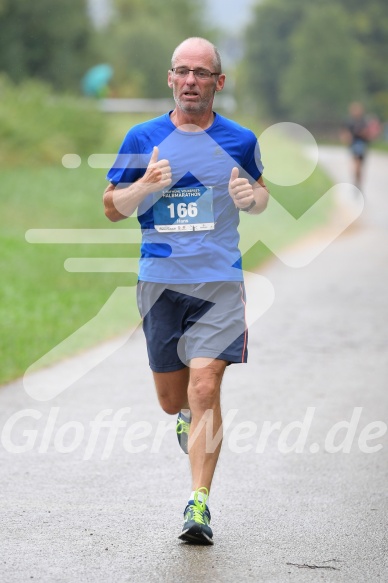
[{"left": 1, "top": 147, "right": 387, "bottom": 582}]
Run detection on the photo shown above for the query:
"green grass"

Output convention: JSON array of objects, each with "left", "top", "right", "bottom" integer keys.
[
  {"left": 1, "top": 164, "right": 142, "bottom": 382},
  {"left": 1, "top": 112, "right": 333, "bottom": 385},
  {"left": 0, "top": 76, "right": 107, "bottom": 167},
  {"left": 371, "top": 139, "right": 388, "bottom": 152}
]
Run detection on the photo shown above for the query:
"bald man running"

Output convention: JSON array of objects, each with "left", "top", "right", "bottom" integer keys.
[{"left": 104, "top": 37, "right": 269, "bottom": 545}]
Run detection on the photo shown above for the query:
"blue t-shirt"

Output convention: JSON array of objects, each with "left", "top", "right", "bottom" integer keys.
[{"left": 107, "top": 111, "right": 263, "bottom": 283}]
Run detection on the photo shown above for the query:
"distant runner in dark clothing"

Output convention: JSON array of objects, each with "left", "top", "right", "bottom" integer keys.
[
  {"left": 342, "top": 102, "right": 381, "bottom": 190},
  {"left": 343, "top": 102, "right": 369, "bottom": 189}
]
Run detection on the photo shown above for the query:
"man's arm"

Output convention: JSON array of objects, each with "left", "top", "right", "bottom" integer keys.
[
  {"left": 103, "top": 146, "right": 172, "bottom": 222},
  {"left": 228, "top": 168, "right": 269, "bottom": 215}
]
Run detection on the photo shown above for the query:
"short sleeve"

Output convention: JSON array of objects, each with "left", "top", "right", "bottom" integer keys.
[
  {"left": 106, "top": 129, "right": 148, "bottom": 186},
  {"left": 241, "top": 132, "right": 264, "bottom": 182}
]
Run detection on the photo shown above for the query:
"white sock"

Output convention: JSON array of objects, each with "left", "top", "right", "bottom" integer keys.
[
  {"left": 189, "top": 490, "right": 209, "bottom": 508},
  {"left": 181, "top": 409, "right": 191, "bottom": 421}
]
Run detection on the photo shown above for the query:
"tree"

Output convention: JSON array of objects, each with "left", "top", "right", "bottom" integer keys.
[
  {"left": 335, "top": 0, "right": 388, "bottom": 118},
  {"left": 337, "top": 0, "right": 388, "bottom": 96},
  {"left": 104, "top": 0, "right": 209, "bottom": 98},
  {"left": 241, "top": 0, "right": 388, "bottom": 121},
  {"left": 0, "top": 0, "right": 210, "bottom": 97},
  {"left": 281, "top": 3, "right": 363, "bottom": 123},
  {"left": 242, "top": 0, "right": 305, "bottom": 117},
  {"left": 0, "top": 0, "right": 97, "bottom": 91}
]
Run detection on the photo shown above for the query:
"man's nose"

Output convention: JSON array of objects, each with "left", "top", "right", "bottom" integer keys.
[{"left": 186, "top": 70, "right": 197, "bottom": 83}]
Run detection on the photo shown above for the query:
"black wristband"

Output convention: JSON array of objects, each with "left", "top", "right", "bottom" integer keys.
[{"left": 240, "top": 199, "right": 256, "bottom": 213}]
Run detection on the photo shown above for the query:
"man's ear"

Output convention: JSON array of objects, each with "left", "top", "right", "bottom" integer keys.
[
  {"left": 215, "top": 74, "right": 226, "bottom": 92},
  {"left": 167, "top": 71, "right": 173, "bottom": 88}
]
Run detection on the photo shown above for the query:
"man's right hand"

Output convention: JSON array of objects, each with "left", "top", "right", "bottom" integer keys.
[
  {"left": 138, "top": 146, "right": 172, "bottom": 193},
  {"left": 103, "top": 146, "right": 172, "bottom": 222}
]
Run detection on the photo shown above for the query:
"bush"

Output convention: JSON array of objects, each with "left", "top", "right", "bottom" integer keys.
[{"left": 0, "top": 75, "right": 107, "bottom": 166}]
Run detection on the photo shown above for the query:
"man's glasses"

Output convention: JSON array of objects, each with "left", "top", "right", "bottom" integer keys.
[{"left": 171, "top": 67, "right": 220, "bottom": 80}]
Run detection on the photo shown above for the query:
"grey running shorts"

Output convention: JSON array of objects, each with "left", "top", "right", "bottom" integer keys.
[{"left": 136, "top": 281, "right": 248, "bottom": 372}]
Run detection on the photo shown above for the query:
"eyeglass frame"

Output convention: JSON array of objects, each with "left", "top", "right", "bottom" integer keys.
[{"left": 170, "top": 67, "right": 221, "bottom": 80}]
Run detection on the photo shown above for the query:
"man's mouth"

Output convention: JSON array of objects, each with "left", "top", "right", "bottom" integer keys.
[{"left": 183, "top": 91, "right": 199, "bottom": 98}]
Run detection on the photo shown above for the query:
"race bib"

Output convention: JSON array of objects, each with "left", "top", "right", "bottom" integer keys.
[{"left": 153, "top": 186, "right": 214, "bottom": 232}]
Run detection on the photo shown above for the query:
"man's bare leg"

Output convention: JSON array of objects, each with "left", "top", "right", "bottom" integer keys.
[
  {"left": 153, "top": 358, "right": 227, "bottom": 492},
  {"left": 154, "top": 358, "right": 227, "bottom": 545},
  {"left": 187, "top": 358, "right": 227, "bottom": 492},
  {"left": 354, "top": 157, "right": 363, "bottom": 189},
  {"left": 152, "top": 368, "right": 190, "bottom": 414}
]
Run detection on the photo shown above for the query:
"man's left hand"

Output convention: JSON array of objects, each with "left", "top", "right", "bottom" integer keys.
[{"left": 228, "top": 167, "right": 255, "bottom": 210}]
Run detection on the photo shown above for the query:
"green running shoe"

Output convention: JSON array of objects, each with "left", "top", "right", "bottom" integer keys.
[
  {"left": 176, "top": 411, "right": 191, "bottom": 454},
  {"left": 178, "top": 487, "right": 213, "bottom": 545}
]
